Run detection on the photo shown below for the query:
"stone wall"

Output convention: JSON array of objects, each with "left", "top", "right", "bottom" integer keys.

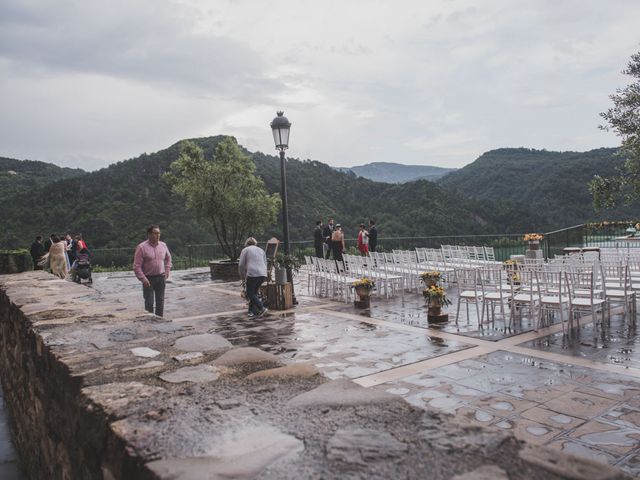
[
  {"left": 0, "top": 253, "right": 31, "bottom": 274},
  {"left": 0, "top": 272, "right": 158, "bottom": 479},
  {"left": 0, "top": 271, "right": 631, "bottom": 480}
]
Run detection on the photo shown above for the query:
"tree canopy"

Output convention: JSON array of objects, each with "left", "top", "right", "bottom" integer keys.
[
  {"left": 165, "top": 138, "right": 281, "bottom": 261},
  {"left": 590, "top": 51, "right": 640, "bottom": 209}
]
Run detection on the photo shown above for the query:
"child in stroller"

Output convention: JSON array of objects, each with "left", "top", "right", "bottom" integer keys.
[{"left": 71, "top": 248, "right": 92, "bottom": 284}]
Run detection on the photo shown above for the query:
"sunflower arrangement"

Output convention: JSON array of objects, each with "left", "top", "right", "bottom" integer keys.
[
  {"left": 503, "top": 259, "right": 520, "bottom": 284},
  {"left": 352, "top": 278, "right": 376, "bottom": 291},
  {"left": 523, "top": 233, "right": 544, "bottom": 242},
  {"left": 420, "top": 271, "right": 443, "bottom": 285},
  {"left": 422, "top": 285, "right": 452, "bottom": 306}
]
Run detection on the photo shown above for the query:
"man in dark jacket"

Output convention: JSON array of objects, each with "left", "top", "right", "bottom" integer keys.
[
  {"left": 313, "top": 220, "right": 324, "bottom": 258},
  {"left": 30, "top": 235, "right": 46, "bottom": 270},
  {"left": 322, "top": 218, "right": 334, "bottom": 259},
  {"left": 368, "top": 220, "right": 378, "bottom": 252}
]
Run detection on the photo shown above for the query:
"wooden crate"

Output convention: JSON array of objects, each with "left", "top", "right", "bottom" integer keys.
[{"left": 260, "top": 282, "right": 293, "bottom": 311}]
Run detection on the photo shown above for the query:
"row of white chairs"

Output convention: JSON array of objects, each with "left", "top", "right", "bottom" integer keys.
[
  {"left": 441, "top": 245, "right": 496, "bottom": 263},
  {"left": 303, "top": 256, "right": 360, "bottom": 302},
  {"left": 454, "top": 261, "right": 636, "bottom": 333}
]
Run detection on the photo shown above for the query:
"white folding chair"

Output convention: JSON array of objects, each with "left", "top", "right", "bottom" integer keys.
[{"left": 454, "top": 268, "right": 483, "bottom": 327}]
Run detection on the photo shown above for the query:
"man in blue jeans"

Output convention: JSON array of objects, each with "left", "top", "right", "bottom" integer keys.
[{"left": 238, "top": 237, "right": 268, "bottom": 317}]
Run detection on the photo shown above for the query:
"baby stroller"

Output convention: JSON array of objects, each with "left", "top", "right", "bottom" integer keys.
[{"left": 71, "top": 249, "right": 92, "bottom": 284}]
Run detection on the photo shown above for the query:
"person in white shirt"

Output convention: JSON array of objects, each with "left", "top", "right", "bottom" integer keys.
[{"left": 238, "top": 237, "right": 268, "bottom": 317}]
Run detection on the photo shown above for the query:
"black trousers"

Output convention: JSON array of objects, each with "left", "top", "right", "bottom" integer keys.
[
  {"left": 246, "top": 276, "right": 266, "bottom": 314},
  {"left": 143, "top": 274, "right": 166, "bottom": 317},
  {"left": 325, "top": 241, "right": 333, "bottom": 259},
  {"left": 315, "top": 244, "right": 324, "bottom": 258}
]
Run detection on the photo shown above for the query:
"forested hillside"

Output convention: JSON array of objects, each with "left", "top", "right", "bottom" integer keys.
[
  {"left": 0, "top": 136, "right": 495, "bottom": 251},
  {"left": 0, "top": 157, "right": 86, "bottom": 203},
  {"left": 3, "top": 141, "right": 638, "bottom": 251},
  {"left": 439, "top": 148, "right": 640, "bottom": 230}
]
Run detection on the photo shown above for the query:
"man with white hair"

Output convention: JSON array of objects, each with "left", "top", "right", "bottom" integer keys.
[{"left": 238, "top": 237, "right": 268, "bottom": 317}]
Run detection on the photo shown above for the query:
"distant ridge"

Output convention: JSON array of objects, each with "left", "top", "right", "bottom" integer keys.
[{"left": 337, "top": 162, "right": 457, "bottom": 183}]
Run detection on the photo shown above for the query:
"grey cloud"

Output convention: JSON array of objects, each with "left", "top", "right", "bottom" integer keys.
[{"left": 0, "top": 1, "right": 282, "bottom": 101}]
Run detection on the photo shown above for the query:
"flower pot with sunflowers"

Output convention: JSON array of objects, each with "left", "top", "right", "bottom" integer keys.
[
  {"left": 352, "top": 278, "right": 375, "bottom": 302},
  {"left": 523, "top": 233, "right": 544, "bottom": 251},
  {"left": 420, "top": 271, "right": 443, "bottom": 289},
  {"left": 423, "top": 285, "right": 451, "bottom": 317}
]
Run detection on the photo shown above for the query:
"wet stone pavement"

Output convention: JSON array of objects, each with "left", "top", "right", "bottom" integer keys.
[{"left": 68, "top": 268, "right": 640, "bottom": 476}]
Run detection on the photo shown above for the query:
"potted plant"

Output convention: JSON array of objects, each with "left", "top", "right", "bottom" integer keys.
[
  {"left": 352, "top": 278, "right": 376, "bottom": 300},
  {"left": 523, "top": 233, "right": 544, "bottom": 250},
  {"left": 422, "top": 285, "right": 451, "bottom": 316},
  {"left": 420, "top": 271, "right": 443, "bottom": 288},
  {"left": 274, "top": 253, "right": 301, "bottom": 285},
  {"left": 502, "top": 259, "right": 520, "bottom": 285},
  {"left": 165, "top": 138, "right": 281, "bottom": 280}
]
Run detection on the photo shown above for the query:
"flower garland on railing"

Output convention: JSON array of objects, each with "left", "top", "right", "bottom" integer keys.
[{"left": 586, "top": 221, "right": 640, "bottom": 231}]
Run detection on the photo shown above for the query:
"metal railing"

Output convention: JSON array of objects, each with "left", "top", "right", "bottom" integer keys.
[{"left": 88, "top": 224, "right": 640, "bottom": 271}]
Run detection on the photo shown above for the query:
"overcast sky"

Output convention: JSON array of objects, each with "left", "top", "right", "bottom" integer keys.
[{"left": 1, "top": 0, "right": 638, "bottom": 171}]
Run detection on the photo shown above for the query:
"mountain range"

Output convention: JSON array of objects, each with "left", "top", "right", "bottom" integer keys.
[
  {"left": 1, "top": 138, "right": 638, "bottom": 253},
  {"left": 336, "top": 162, "right": 456, "bottom": 183}
]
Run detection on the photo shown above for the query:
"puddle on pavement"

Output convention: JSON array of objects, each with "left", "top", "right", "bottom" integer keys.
[
  {"left": 474, "top": 410, "right": 494, "bottom": 422},
  {"left": 520, "top": 313, "right": 640, "bottom": 369},
  {"left": 490, "top": 401, "right": 514, "bottom": 411},
  {"left": 550, "top": 414, "right": 573, "bottom": 424}
]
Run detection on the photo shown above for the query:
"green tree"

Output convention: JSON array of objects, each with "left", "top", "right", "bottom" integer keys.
[
  {"left": 590, "top": 51, "right": 640, "bottom": 209},
  {"left": 165, "top": 137, "right": 281, "bottom": 261}
]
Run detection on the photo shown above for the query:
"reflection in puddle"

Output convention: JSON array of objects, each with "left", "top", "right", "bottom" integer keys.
[
  {"left": 580, "top": 430, "right": 639, "bottom": 447},
  {"left": 549, "top": 414, "right": 573, "bottom": 425},
  {"left": 526, "top": 426, "right": 549, "bottom": 436},
  {"left": 474, "top": 410, "right": 493, "bottom": 422},
  {"left": 491, "top": 401, "right": 514, "bottom": 411}
]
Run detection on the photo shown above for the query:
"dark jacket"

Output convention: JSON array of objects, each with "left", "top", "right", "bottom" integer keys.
[
  {"left": 322, "top": 224, "right": 333, "bottom": 244},
  {"left": 30, "top": 241, "right": 45, "bottom": 260},
  {"left": 368, "top": 226, "right": 378, "bottom": 247},
  {"left": 314, "top": 226, "right": 324, "bottom": 247}
]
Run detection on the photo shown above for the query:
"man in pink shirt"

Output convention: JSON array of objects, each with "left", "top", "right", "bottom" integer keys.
[{"left": 133, "top": 225, "right": 172, "bottom": 317}]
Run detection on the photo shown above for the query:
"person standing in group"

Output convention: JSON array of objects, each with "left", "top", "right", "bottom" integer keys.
[
  {"left": 66, "top": 233, "right": 77, "bottom": 267},
  {"left": 133, "top": 225, "right": 172, "bottom": 317},
  {"left": 357, "top": 223, "right": 369, "bottom": 256},
  {"left": 76, "top": 234, "right": 88, "bottom": 251},
  {"left": 323, "top": 217, "right": 334, "bottom": 259},
  {"left": 313, "top": 220, "right": 324, "bottom": 258},
  {"left": 29, "top": 235, "right": 45, "bottom": 270},
  {"left": 38, "top": 235, "right": 68, "bottom": 278},
  {"left": 238, "top": 237, "right": 268, "bottom": 317},
  {"left": 368, "top": 220, "right": 378, "bottom": 253},
  {"left": 331, "top": 224, "right": 345, "bottom": 262}
]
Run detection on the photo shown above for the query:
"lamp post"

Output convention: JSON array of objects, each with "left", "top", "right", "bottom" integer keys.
[{"left": 270, "top": 111, "right": 297, "bottom": 305}]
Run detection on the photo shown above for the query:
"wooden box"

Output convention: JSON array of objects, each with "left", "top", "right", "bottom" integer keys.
[{"left": 261, "top": 282, "right": 293, "bottom": 311}]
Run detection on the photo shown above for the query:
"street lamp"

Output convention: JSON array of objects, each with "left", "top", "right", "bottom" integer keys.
[{"left": 270, "top": 111, "right": 297, "bottom": 305}]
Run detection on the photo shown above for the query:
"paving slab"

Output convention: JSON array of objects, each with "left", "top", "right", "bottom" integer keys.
[{"left": 3, "top": 268, "right": 636, "bottom": 477}]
